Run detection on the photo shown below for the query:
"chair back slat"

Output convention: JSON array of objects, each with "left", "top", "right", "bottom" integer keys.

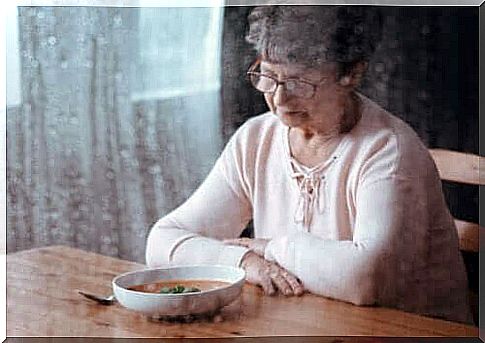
[
  {"left": 454, "top": 219, "right": 479, "bottom": 253},
  {"left": 429, "top": 149, "right": 483, "bottom": 185},
  {"left": 429, "top": 148, "right": 481, "bottom": 253}
]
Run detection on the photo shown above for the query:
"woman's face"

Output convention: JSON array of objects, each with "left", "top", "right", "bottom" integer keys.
[{"left": 260, "top": 61, "right": 348, "bottom": 135}]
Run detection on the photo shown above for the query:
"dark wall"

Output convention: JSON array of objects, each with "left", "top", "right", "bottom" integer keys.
[{"left": 221, "top": 6, "right": 479, "bottom": 225}]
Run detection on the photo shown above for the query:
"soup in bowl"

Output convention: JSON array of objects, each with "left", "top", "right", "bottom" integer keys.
[{"left": 112, "top": 265, "right": 246, "bottom": 317}]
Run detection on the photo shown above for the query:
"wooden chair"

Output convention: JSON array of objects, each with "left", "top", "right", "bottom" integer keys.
[
  {"left": 429, "top": 148, "right": 482, "bottom": 324},
  {"left": 429, "top": 148, "right": 482, "bottom": 253}
]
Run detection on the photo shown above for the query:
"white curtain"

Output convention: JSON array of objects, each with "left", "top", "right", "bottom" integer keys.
[{"left": 7, "top": 6, "right": 225, "bottom": 262}]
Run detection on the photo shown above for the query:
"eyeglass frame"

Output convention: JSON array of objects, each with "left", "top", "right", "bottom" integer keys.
[{"left": 246, "top": 58, "right": 331, "bottom": 99}]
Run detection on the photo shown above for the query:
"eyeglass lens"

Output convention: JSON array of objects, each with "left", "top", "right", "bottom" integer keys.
[{"left": 250, "top": 74, "right": 314, "bottom": 98}]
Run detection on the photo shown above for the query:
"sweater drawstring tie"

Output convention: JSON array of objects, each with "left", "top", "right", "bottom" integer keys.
[{"left": 291, "top": 167, "right": 326, "bottom": 230}]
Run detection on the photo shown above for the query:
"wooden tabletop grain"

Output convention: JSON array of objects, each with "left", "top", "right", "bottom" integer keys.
[{"left": 7, "top": 245, "right": 479, "bottom": 338}]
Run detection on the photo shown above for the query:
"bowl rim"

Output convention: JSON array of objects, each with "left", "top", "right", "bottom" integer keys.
[{"left": 112, "top": 264, "right": 246, "bottom": 298}]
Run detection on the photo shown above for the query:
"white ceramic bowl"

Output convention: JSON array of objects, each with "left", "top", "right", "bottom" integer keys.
[{"left": 112, "top": 265, "right": 246, "bottom": 316}]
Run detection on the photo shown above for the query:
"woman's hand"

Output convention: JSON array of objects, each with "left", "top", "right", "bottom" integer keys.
[
  {"left": 224, "top": 238, "right": 269, "bottom": 256},
  {"left": 240, "top": 251, "right": 304, "bottom": 296}
]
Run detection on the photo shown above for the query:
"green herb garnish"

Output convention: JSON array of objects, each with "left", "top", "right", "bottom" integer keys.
[
  {"left": 159, "top": 285, "right": 201, "bottom": 294},
  {"left": 159, "top": 287, "right": 172, "bottom": 294}
]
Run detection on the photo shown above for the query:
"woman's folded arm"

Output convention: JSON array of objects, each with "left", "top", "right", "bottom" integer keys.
[
  {"left": 264, "top": 232, "right": 385, "bottom": 305},
  {"left": 264, "top": 177, "right": 407, "bottom": 305},
  {"left": 145, "top": 151, "right": 253, "bottom": 268}
]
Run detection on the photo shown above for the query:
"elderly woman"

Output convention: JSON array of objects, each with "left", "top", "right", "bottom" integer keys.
[{"left": 146, "top": 6, "right": 472, "bottom": 324}]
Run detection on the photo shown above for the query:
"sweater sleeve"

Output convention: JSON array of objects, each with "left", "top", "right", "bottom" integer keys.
[
  {"left": 264, "top": 177, "right": 404, "bottom": 305},
  {"left": 264, "top": 136, "right": 413, "bottom": 306},
  {"left": 145, "top": 132, "right": 253, "bottom": 268}
]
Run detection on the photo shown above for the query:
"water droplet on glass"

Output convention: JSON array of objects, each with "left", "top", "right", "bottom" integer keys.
[
  {"left": 102, "top": 214, "right": 112, "bottom": 222},
  {"left": 120, "top": 150, "right": 130, "bottom": 159},
  {"left": 374, "top": 63, "right": 385, "bottom": 73},
  {"left": 113, "top": 15, "right": 122, "bottom": 27},
  {"left": 61, "top": 61, "right": 68, "bottom": 69},
  {"left": 421, "top": 25, "right": 430, "bottom": 35},
  {"left": 148, "top": 165, "right": 161, "bottom": 174},
  {"left": 47, "top": 36, "right": 57, "bottom": 46},
  {"left": 376, "top": 82, "right": 386, "bottom": 92},
  {"left": 69, "top": 117, "right": 79, "bottom": 125},
  {"left": 102, "top": 236, "right": 111, "bottom": 244}
]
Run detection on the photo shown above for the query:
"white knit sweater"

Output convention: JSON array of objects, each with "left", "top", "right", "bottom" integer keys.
[{"left": 146, "top": 94, "right": 472, "bottom": 324}]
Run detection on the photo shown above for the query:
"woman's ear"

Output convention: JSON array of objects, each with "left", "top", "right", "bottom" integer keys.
[{"left": 339, "top": 61, "right": 368, "bottom": 88}]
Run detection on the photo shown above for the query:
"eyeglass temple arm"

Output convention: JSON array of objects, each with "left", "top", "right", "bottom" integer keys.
[{"left": 248, "top": 56, "right": 262, "bottom": 73}]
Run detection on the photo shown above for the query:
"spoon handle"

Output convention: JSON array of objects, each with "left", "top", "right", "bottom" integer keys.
[{"left": 78, "top": 290, "right": 116, "bottom": 306}]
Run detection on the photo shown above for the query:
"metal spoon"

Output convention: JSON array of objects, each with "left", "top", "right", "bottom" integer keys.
[{"left": 77, "top": 290, "right": 116, "bottom": 306}]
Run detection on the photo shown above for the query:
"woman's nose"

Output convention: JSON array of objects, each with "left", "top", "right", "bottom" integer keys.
[{"left": 273, "top": 83, "right": 289, "bottom": 105}]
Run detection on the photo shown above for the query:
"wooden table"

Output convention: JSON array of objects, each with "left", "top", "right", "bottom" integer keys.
[{"left": 7, "top": 245, "right": 479, "bottom": 339}]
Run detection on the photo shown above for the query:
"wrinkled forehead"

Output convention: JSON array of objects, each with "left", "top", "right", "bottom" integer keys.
[{"left": 260, "top": 60, "right": 338, "bottom": 79}]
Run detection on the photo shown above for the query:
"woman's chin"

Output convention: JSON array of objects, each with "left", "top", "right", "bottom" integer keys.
[{"left": 276, "top": 111, "right": 308, "bottom": 127}]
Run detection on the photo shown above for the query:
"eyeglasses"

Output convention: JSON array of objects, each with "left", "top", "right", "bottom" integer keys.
[{"left": 246, "top": 60, "right": 330, "bottom": 99}]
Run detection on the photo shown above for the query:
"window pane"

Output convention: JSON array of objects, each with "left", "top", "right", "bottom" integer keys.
[{"left": 133, "top": 7, "right": 223, "bottom": 100}]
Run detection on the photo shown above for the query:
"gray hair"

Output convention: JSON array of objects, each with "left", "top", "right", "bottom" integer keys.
[{"left": 246, "top": 6, "right": 383, "bottom": 76}]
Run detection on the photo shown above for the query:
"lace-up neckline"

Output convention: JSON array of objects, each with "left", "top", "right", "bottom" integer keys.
[{"left": 282, "top": 125, "right": 349, "bottom": 230}]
